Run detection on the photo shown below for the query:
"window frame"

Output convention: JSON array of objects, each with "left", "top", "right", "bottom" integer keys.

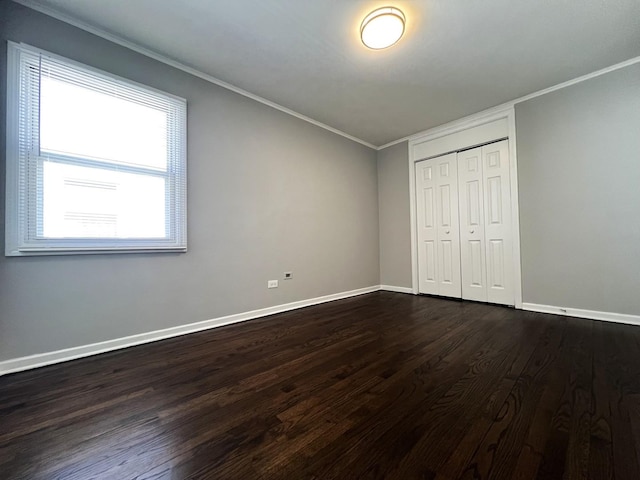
[{"left": 5, "top": 42, "right": 188, "bottom": 256}]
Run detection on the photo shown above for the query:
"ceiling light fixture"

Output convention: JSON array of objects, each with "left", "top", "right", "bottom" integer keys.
[{"left": 360, "top": 7, "right": 406, "bottom": 50}]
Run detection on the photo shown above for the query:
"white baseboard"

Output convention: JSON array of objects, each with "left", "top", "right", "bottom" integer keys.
[
  {"left": 379, "top": 285, "right": 414, "bottom": 294},
  {"left": 0, "top": 285, "right": 381, "bottom": 377},
  {"left": 522, "top": 303, "right": 640, "bottom": 326}
]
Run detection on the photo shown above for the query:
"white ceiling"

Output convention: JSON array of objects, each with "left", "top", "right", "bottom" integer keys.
[{"left": 18, "top": 0, "right": 640, "bottom": 147}]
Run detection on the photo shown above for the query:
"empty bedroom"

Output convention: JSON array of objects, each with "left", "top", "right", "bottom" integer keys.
[{"left": 1, "top": 1, "right": 639, "bottom": 478}]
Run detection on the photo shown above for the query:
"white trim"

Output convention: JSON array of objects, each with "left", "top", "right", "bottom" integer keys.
[
  {"left": 10, "top": 41, "right": 188, "bottom": 102},
  {"left": 12, "top": 0, "right": 377, "bottom": 151},
  {"left": 5, "top": 40, "right": 21, "bottom": 257},
  {"left": 506, "top": 112, "right": 523, "bottom": 309},
  {"left": 379, "top": 285, "right": 414, "bottom": 294},
  {"left": 0, "top": 285, "right": 381, "bottom": 376},
  {"left": 409, "top": 107, "right": 515, "bottom": 150},
  {"left": 411, "top": 117, "right": 508, "bottom": 161},
  {"left": 408, "top": 138, "right": 419, "bottom": 294},
  {"left": 408, "top": 106, "right": 523, "bottom": 308},
  {"left": 13, "top": 0, "right": 640, "bottom": 152},
  {"left": 377, "top": 136, "right": 412, "bottom": 151},
  {"left": 5, "top": 42, "right": 188, "bottom": 256},
  {"left": 378, "top": 54, "right": 640, "bottom": 150},
  {"left": 522, "top": 303, "right": 640, "bottom": 327}
]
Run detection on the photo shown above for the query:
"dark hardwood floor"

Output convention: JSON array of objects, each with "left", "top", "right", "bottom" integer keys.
[{"left": 2, "top": 292, "right": 640, "bottom": 479}]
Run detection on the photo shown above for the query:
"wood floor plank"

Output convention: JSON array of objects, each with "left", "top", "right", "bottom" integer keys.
[
  {"left": 517, "top": 317, "right": 592, "bottom": 480},
  {"left": 382, "top": 310, "right": 543, "bottom": 479},
  {"left": 597, "top": 320, "right": 640, "bottom": 480},
  {"left": 457, "top": 316, "right": 567, "bottom": 479},
  {"left": 1, "top": 292, "right": 640, "bottom": 479},
  {"left": 257, "top": 304, "right": 503, "bottom": 479},
  {"left": 589, "top": 321, "right": 615, "bottom": 480}
]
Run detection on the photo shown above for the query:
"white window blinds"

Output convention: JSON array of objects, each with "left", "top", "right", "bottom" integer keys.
[{"left": 5, "top": 43, "right": 187, "bottom": 255}]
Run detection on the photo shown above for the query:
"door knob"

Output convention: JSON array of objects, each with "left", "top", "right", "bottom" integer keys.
[
  {"left": 470, "top": 229, "right": 475, "bottom": 234},
  {"left": 445, "top": 230, "right": 450, "bottom": 234}
]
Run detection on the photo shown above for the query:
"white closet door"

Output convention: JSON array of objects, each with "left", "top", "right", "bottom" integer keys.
[
  {"left": 482, "top": 140, "right": 514, "bottom": 305},
  {"left": 458, "top": 147, "right": 488, "bottom": 302},
  {"left": 435, "top": 155, "right": 462, "bottom": 298},
  {"left": 415, "top": 153, "right": 461, "bottom": 298},
  {"left": 415, "top": 159, "right": 438, "bottom": 294}
]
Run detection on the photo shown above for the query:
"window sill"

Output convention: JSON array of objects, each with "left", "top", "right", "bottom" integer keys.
[{"left": 6, "top": 246, "right": 188, "bottom": 257}]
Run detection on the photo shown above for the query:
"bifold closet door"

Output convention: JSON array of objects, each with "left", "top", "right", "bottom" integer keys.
[
  {"left": 481, "top": 140, "right": 514, "bottom": 305},
  {"left": 415, "top": 153, "right": 461, "bottom": 298},
  {"left": 458, "top": 140, "right": 514, "bottom": 305},
  {"left": 458, "top": 147, "right": 488, "bottom": 302}
]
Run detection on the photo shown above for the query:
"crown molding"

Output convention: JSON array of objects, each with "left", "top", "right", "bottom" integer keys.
[
  {"left": 377, "top": 53, "right": 640, "bottom": 151},
  {"left": 12, "top": 0, "right": 378, "bottom": 150},
  {"left": 12, "top": 0, "right": 640, "bottom": 152}
]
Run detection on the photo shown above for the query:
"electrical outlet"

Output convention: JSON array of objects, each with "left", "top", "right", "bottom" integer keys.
[
  {"left": 268, "top": 280, "right": 278, "bottom": 289},
  {"left": 284, "top": 272, "right": 293, "bottom": 280}
]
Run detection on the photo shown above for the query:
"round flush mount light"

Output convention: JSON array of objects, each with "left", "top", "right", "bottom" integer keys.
[{"left": 360, "top": 7, "right": 406, "bottom": 50}]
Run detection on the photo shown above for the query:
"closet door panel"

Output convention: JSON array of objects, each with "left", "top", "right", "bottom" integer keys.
[
  {"left": 482, "top": 140, "right": 514, "bottom": 305},
  {"left": 415, "top": 162, "right": 438, "bottom": 294},
  {"left": 458, "top": 148, "right": 487, "bottom": 302},
  {"left": 415, "top": 153, "right": 461, "bottom": 298},
  {"left": 435, "top": 155, "right": 462, "bottom": 298}
]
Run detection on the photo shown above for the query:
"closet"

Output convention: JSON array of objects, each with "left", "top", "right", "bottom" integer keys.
[{"left": 415, "top": 139, "right": 514, "bottom": 305}]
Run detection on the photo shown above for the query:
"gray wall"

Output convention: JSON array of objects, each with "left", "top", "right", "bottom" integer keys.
[
  {"left": 516, "top": 63, "right": 640, "bottom": 315},
  {"left": 0, "top": 2, "right": 379, "bottom": 361},
  {"left": 375, "top": 64, "right": 640, "bottom": 316},
  {"left": 377, "top": 141, "right": 412, "bottom": 288}
]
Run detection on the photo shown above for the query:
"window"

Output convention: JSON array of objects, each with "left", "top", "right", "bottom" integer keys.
[{"left": 5, "top": 43, "right": 187, "bottom": 256}]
